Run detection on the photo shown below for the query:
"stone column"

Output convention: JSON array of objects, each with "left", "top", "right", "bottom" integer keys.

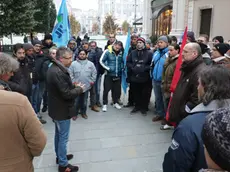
[
  {"left": 142, "top": 0, "right": 152, "bottom": 39},
  {"left": 170, "top": 0, "right": 188, "bottom": 38}
]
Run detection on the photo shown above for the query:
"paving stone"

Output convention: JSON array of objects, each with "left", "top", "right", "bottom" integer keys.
[{"left": 34, "top": 95, "right": 173, "bottom": 172}]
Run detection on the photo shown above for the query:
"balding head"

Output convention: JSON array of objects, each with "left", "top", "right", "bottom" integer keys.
[{"left": 182, "top": 43, "right": 202, "bottom": 62}]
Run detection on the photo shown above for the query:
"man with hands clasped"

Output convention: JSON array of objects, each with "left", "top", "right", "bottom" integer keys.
[{"left": 69, "top": 50, "right": 97, "bottom": 119}]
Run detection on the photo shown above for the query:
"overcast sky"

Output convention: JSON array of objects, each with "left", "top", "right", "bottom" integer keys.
[
  {"left": 71, "top": 0, "right": 98, "bottom": 10},
  {"left": 54, "top": 0, "right": 98, "bottom": 11}
]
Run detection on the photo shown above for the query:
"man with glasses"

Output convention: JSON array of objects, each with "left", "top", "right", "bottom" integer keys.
[{"left": 47, "top": 47, "right": 84, "bottom": 172}]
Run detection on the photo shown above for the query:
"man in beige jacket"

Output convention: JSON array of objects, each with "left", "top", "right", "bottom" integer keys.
[{"left": 0, "top": 53, "right": 47, "bottom": 172}]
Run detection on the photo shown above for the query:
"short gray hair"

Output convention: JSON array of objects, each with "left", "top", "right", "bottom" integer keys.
[
  {"left": 49, "top": 46, "right": 58, "bottom": 54},
  {"left": 188, "top": 42, "right": 202, "bottom": 56},
  {"left": 0, "top": 53, "right": 19, "bottom": 75},
  {"left": 56, "top": 47, "right": 73, "bottom": 60}
]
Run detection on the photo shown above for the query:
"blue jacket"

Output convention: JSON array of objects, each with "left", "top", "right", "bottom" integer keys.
[
  {"left": 151, "top": 47, "right": 168, "bottom": 81},
  {"left": 100, "top": 45, "right": 124, "bottom": 77},
  {"left": 163, "top": 99, "right": 230, "bottom": 172}
]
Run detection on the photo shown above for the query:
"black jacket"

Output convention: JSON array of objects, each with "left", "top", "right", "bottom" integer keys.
[
  {"left": 8, "top": 58, "right": 32, "bottom": 98},
  {"left": 126, "top": 49, "right": 152, "bottom": 83},
  {"left": 168, "top": 56, "right": 206, "bottom": 124},
  {"left": 88, "top": 47, "right": 104, "bottom": 75},
  {"left": 46, "top": 60, "right": 83, "bottom": 121},
  {"left": 35, "top": 52, "right": 52, "bottom": 82},
  {"left": 27, "top": 54, "right": 39, "bottom": 84}
]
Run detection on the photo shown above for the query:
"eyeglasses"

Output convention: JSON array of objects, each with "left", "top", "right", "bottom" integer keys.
[{"left": 63, "top": 56, "right": 72, "bottom": 60}]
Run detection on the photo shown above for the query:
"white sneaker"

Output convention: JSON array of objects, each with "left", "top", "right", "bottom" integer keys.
[
  {"left": 114, "top": 103, "right": 122, "bottom": 110},
  {"left": 102, "top": 105, "right": 107, "bottom": 112}
]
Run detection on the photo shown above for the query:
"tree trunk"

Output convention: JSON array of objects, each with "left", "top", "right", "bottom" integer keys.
[{"left": 30, "top": 32, "right": 33, "bottom": 44}]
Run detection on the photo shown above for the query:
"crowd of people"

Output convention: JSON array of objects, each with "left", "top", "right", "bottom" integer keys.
[{"left": 1, "top": 31, "right": 230, "bottom": 172}]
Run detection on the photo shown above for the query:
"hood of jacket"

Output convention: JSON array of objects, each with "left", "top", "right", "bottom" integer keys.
[{"left": 188, "top": 99, "right": 230, "bottom": 114}]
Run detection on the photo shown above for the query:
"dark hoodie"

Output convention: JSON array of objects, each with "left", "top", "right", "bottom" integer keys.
[{"left": 8, "top": 57, "right": 32, "bottom": 98}]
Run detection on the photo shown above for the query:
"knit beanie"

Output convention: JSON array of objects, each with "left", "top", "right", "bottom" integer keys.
[
  {"left": 32, "top": 40, "right": 42, "bottom": 46},
  {"left": 23, "top": 43, "right": 34, "bottom": 51},
  {"left": 82, "top": 39, "right": 89, "bottom": 44},
  {"left": 44, "top": 33, "right": 53, "bottom": 41},
  {"left": 214, "top": 43, "right": 230, "bottom": 56},
  {"left": 146, "top": 39, "right": 152, "bottom": 44},
  {"left": 137, "top": 37, "right": 146, "bottom": 44},
  {"left": 68, "top": 38, "right": 76, "bottom": 44},
  {"left": 187, "top": 31, "right": 196, "bottom": 42},
  {"left": 202, "top": 107, "right": 230, "bottom": 171},
  {"left": 158, "top": 35, "right": 168, "bottom": 43},
  {"left": 213, "top": 36, "right": 224, "bottom": 43}
]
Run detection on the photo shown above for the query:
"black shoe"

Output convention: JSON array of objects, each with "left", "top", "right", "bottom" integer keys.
[
  {"left": 141, "top": 110, "right": 147, "bottom": 116},
  {"left": 131, "top": 107, "right": 140, "bottom": 114},
  {"left": 124, "top": 103, "right": 134, "bottom": 108},
  {"left": 56, "top": 154, "right": 74, "bottom": 164},
  {"left": 42, "top": 106, "right": 47, "bottom": 113},
  {"left": 59, "top": 164, "right": 79, "bottom": 172}
]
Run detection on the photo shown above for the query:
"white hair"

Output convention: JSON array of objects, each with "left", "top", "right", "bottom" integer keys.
[{"left": 0, "top": 53, "right": 19, "bottom": 75}]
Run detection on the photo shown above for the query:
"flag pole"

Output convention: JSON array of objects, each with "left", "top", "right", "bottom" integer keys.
[{"left": 166, "top": 26, "right": 188, "bottom": 125}]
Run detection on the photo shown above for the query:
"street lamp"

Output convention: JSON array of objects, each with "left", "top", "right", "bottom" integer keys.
[{"left": 133, "top": 0, "right": 138, "bottom": 32}]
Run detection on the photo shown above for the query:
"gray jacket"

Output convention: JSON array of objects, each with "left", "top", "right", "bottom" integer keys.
[{"left": 69, "top": 59, "right": 97, "bottom": 92}]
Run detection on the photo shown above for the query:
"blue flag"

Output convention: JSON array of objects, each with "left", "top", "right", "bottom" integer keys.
[
  {"left": 52, "top": 0, "right": 71, "bottom": 47},
  {"left": 121, "top": 29, "right": 131, "bottom": 94}
]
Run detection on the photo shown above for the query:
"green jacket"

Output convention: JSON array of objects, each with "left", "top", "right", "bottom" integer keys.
[{"left": 162, "top": 54, "right": 179, "bottom": 98}]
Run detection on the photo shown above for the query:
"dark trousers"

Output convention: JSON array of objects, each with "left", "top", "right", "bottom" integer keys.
[
  {"left": 76, "top": 91, "right": 89, "bottom": 115},
  {"left": 89, "top": 85, "right": 96, "bottom": 106},
  {"left": 43, "top": 89, "right": 48, "bottom": 107},
  {"left": 103, "top": 75, "right": 121, "bottom": 105},
  {"left": 128, "top": 82, "right": 135, "bottom": 105},
  {"left": 133, "top": 81, "right": 152, "bottom": 111}
]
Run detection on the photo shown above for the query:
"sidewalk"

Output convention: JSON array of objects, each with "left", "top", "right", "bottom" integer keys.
[{"left": 34, "top": 104, "right": 172, "bottom": 172}]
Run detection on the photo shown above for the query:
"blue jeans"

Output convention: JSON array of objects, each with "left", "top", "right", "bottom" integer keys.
[
  {"left": 152, "top": 80, "right": 165, "bottom": 117},
  {"left": 95, "top": 75, "right": 102, "bottom": 104},
  {"left": 54, "top": 119, "right": 71, "bottom": 167},
  {"left": 76, "top": 91, "right": 89, "bottom": 115},
  {"left": 31, "top": 83, "right": 40, "bottom": 114}
]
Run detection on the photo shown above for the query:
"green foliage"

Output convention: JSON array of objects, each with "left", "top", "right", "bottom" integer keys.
[
  {"left": 150, "top": 35, "right": 158, "bottom": 44},
  {"left": 0, "top": 0, "right": 37, "bottom": 36},
  {"left": 103, "top": 15, "right": 118, "bottom": 35},
  {"left": 0, "top": 0, "right": 56, "bottom": 36},
  {"left": 69, "top": 14, "right": 81, "bottom": 36},
  {"left": 122, "top": 20, "right": 130, "bottom": 34},
  {"left": 33, "top": 0, "right": 57, "bottom": 33}
]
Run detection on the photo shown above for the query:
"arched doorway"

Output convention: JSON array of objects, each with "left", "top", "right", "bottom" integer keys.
[{"left": 152, "top": 5, "right": 172, "bottom": 37}]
